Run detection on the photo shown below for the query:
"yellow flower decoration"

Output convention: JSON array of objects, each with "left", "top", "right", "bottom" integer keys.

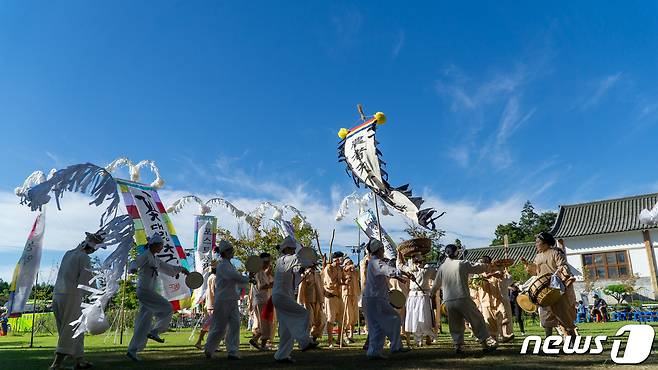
[
  {"left": 338, "top": 128, "right": 350, "bottom": 140},
  {"left": 374, "top": 112, "right": 386, "bottom": 124}
]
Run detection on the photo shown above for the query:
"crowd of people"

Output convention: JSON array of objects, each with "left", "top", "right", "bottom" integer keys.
[{"left": 47, "top": 230, "right": 581, "bottom": 369}]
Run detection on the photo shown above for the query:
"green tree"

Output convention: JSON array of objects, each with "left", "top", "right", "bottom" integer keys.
[
  {"left": 491, "top": 201, "right": 558, "bottom": 245},
  {"left": 217, "top": 216, "right": 319, "bottom": 270},
  {"left": 519, "top": 201, "right": 539, "bottom": 238},
  {"left": 508, "top": 263, "right": 531, "bottom": 283},
  {"left": 0, "top": 278, "right": 10, "bottom": 306},
  {"left": 603, "top": 284, "right": 631, "bottom": 305}
]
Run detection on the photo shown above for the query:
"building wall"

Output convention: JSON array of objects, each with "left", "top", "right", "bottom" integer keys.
[
  {"left": 563, "top": 230, "right": 650, "bottom": 278},
  {"left": 563, "top": 230, "right": 658, "bottom": 302}
]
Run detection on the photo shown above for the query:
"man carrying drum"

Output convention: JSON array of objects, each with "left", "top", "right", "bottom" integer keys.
[{"left": 520, "top": 232, "right": 577, "bottom": 337}]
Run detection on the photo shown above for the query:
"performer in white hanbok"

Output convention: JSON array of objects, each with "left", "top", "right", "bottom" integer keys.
[
  {"left": 127, "top": 234, "right": 189, "bottom": 362},
  {"left": 272, "top": 236, "right": 319, "bottom": 363},
  {"left": 430, "top": 244, "right": 498, "bottom": 355},
  {"left": 402, "top": 254, "right": 435, "bottom": 346},
  {"left": 363, "top": 239, "right": 412, "bottom": 359},
  {"left": 49, "top": 231, "right": 104, "bottom": 370},
  {"left": 204, "top": 240, "right": 252, "bottom": 360}
]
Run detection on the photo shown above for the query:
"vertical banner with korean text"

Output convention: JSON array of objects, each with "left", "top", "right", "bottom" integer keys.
[
  {"left": 192, "top": 215, "right": 216, "bottom": 306},
  {"left": 117, "top": 179, "right": 190, "bottom": 309},
  {"left": 7, "top": 212, "right": 45, "bottom": 316},
  {"left": 356, "top": 209, "right": 397, "bottom": 259}
]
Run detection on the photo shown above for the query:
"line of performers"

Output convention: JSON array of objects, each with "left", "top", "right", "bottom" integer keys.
[{"left": 49, "top": 230, "right": 578, "bottom": 369}]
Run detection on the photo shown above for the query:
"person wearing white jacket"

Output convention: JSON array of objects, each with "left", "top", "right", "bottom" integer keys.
[
  {"left": 272, "top": 236, "right": 319, "bottom": 363},
  {"left": 430, "top": 244, "right": 498, "bottom": 355},
  {"left": 49, "top": 231, "right": 103, "bottom": 370},
  {"left": 363, "top": 239, "right": 412, "bottom": 360},
  {"left": 127, "top": 234, "right": 188, "bottom": 362},
  {"left": 204, "top": 240, "right": 252, "bottom": 360}
]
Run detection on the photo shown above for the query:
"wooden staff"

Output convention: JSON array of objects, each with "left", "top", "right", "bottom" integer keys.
[
  {"left": 29, "top": 272, "right": 38, "bottom": 348},
  {"left": 328, "top": 229, "right": 335, "bottom": 258},
  {"left": 119, "top": 259, "right": 129, "bottom": 344},
  {"left": 504, "top": 234, "right": 509, "bottom": 260},
  {"left": 314, "top": 230, "right": 323, "bottom": 256},
  {"left": 372, "top": 190, "right": 384, "bottom": 244}
]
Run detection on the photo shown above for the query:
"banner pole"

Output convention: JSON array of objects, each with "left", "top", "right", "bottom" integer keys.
[
  {"left": 29, "top": 271, "right": 38, "bottom": 348},
  {"left": 119, "top": 259, "right": 129, "bottom": 345},
  {"left": 372, "top": 191, "right": 383, "bottom": 243}
]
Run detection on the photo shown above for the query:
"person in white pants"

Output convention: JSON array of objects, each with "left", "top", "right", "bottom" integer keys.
[
  {"left": 430, "top": 244, "right": 498, "bottom": 355},
  {"left": 363, "top": 239, "right": 412, "bottom": 360},
  {"left": 127, "top": 234, "right": 188, "bottom": 361},
  {"left": 272, "top": 236, "right": 319, "bottom": 363},
  {"left": 204, "top": 240, "right": 251, "bottom": 360},
  {"left": 49, "top": 231, "right": 103, "bottom": 370}
]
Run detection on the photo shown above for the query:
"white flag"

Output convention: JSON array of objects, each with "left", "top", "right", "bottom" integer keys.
[{"left": 7, "top": 212, "right": 45, "bottom": 315}]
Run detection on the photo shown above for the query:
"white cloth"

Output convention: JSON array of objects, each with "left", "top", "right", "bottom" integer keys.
[
  {"left": 271, "top": 253, "right": 313, "bottom": 360},
  {"left": 205, "top": 299, "right": 241, "bottom": 356},
  {"left": 431, "top": 258, "right": 489, "bottom": 302},
  {"left": 214, "top": 258, "right": 249, "bottom": 301},
  {"left": 364, "top": 297, "right": 401, "bottom": 357},
  {"left": 445, "top": 298, "right": 491, "bottom": 347},
  {"left": 363, "top": 255, "right": 403, "bottom": 299},
  {"left": 53, "top": 293, "right": 84, "bottom": 357},
  {"left": 128, "top": 251, "right": 183, "bottom": 354},
  {"left": 128, "top": 288, "right": 173, "bottom": 354},
  {"left": 53, "top": 246, "right": 92, "bottom": 357},
  {"left": 204, "top": 258, "right": 248, "bottom": 356},
  {"left": 363, "top": 254, "right": 404, "bottom": 357},
  {"left": 404, "top": 294, "right": 434, "bottom": 339},
  {"left": 53, "top": 246, "right": 93, "bottom": 295},
  {"left": 130, "top": 251, "right": 184, "bottom": 292}
]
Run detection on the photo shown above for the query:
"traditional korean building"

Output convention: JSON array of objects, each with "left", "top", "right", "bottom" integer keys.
[{"left": 466, "top": 192, "right": 658, "bottom": 303}]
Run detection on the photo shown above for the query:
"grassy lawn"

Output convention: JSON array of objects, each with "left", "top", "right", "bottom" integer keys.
[{"left": 2, "top": 321, "right": 657, "bottom": 369}]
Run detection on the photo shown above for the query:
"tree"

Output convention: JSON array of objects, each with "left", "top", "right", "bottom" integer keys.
[
  {"left": 491, "top": 201, "right": 557, "bottom": 245},
  {"left": 508, "top": 263, "right": 531, "bottom": 283},
  {"left": 402, "top": 222, "right": 446, "bottom": 262},
  {"left": 217, "top": 216, "right": 319, "bottom": 270},
  {"left": 603, "top": 284, "right": 631, "bottom": 305}
]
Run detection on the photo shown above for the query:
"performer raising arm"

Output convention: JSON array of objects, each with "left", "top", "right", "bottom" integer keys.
[
  {"left": 127, "top": 234, "right": 189, "bottom": 362},
  {"left": 430, "top": 244, "right": 498, "bottom": 355},
  {"left": 363, "top": 239, "right": 412, "bottom": 360}
]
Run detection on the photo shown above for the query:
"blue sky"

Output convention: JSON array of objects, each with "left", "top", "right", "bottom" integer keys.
[{"left": 1, "top": 1, "right": 658, "bottom": 281}]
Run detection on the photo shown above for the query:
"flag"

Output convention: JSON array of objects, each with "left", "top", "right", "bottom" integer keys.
[
  {"left": 192, "top": 215, "right": 216, "bottom": 306},
  {"left": 7, "top": 212, "right": 45, "bottom": 316},
  {"left": 356, "top": 209, "right": 397, "bottom": 259}
]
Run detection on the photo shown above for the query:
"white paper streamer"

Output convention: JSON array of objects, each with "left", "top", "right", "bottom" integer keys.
[
  {"left": 248, "top": 202, "right": 311, "bottom": 229},
  {"left": 70, "top": 215, "right": 135, "bottom": 338},
  {"left": 335, "top": 192, "right": 392, "bottom": 221},
  {"left": 640, "top": 201, "right": 658, "bottom": 226},
  {"left": 166, "top": 195, "right": 248, "bottom": 220},
  {"left": 105, "top": 157, "right": 165, "bottom": 189},
  {"left": 21, "top": 163, "right": 120, "bottom": 227}
]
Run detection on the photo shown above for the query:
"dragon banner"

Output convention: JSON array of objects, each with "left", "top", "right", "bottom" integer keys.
[{"left": 338, "top": 112, "right": 444, "bottom": 230}]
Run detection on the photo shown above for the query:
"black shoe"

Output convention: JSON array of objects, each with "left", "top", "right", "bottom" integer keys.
[
  {"left": 301, "top": 340, "right": 319, "bottom": 352},
  {"left": 147, "top": 333, "right": 165, "bottom": 343},
  {"left": 392, "top": 347, "right": 412, "bottom": 355},
  {"left": 275, "top": 357, "right": 295, "bottom": 364},
  {"left": 249, "top": 338, "right": 261, "bottom": 350}
]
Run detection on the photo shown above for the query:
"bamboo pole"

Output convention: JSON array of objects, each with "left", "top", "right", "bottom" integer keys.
[
  {"left": 119, "top": 259, "right": 129, "bottom": 345},
  {"left": 29, "top": 272, "right": 38, "bottom": 348}
]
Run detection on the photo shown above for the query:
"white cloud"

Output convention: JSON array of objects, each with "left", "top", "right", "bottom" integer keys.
[
  {"left": 582, "top": 72, "right": 623, "bottom": 110},
  {"left": 392, "top": 29, "right": 405, "bottom": 58}
]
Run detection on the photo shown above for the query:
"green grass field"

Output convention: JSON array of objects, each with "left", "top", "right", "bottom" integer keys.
[{"left": 2, "top": 321, "right": 657, "bottom": 370}]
